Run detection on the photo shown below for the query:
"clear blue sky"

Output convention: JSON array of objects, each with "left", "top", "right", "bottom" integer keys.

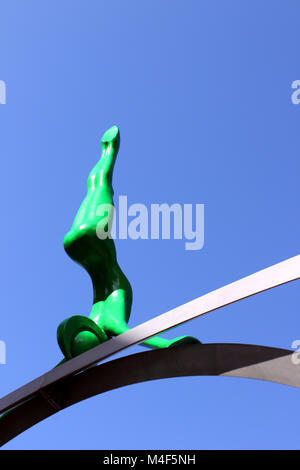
[{"left": 1, "top": 0, "right": 300, "bottom": 450}]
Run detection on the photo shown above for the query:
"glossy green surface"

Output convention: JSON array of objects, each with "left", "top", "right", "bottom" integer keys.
[{"left": 58, "top": 126, "right": 200, "bottom": 359}]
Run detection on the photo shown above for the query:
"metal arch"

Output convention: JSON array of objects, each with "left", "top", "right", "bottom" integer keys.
[
  {"left": 0, "top": 343, "right": 298, "bottom": 446},
  {"left": 0, "top": 255, "right": 299, "bottom": 445},
  {"left": 1, "top": 254, "right": 299, "bottom": 416}
]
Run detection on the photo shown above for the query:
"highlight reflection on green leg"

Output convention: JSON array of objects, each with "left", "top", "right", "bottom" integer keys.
[{"left": 57, "top": 125, "right": 200, "bottom": 360}]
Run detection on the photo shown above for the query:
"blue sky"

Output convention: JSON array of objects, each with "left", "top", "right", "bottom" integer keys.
[{"left": 1, "top": 0, "right": 300, "bottom": 449}]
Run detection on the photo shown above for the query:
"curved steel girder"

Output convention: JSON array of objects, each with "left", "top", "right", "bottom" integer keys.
[
  {"left": 1, "top": 254, "right": 299, "bottom": 417},
  {"left": 0, "top": 343, "right": 298, "bottom": 446}
]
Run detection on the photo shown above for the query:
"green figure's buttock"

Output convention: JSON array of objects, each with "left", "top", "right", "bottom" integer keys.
[
  {"left": 58, "top": 125, "right": 200, "bottom": 360},
  {"left": 64, "top": 222, "right": 131, "bottom": 307}
]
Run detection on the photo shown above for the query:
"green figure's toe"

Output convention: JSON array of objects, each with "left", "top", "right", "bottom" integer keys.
[
  {"left": 101, "top": 125, "right": 120, "bottom": 148},
  {"left": 168, "top": 336, "right": 201, "bottom": 348}
]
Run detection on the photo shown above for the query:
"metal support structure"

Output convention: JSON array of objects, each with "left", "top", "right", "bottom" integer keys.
[
  {"left": 0, "top": 343, "right": 298, "bottom": 446},
  {"left": 0, "top": 254, "right": 299, "bottom": 445},
  {"left": 1, "top": 254, "right": 299, "bottom": 417}
]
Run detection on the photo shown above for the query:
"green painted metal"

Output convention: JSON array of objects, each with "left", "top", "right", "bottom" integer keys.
[{"left": 57, "top": 126, "right": 200, "bottom": 360}]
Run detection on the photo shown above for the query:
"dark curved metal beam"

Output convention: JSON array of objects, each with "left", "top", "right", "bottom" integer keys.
[{"left": 0, "top": 343, "right": 298, "bottom": 446}]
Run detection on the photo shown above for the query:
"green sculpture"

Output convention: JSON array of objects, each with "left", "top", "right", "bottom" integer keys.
[{"left": 57, "top": 126, "right": 200, "bottom": 360}]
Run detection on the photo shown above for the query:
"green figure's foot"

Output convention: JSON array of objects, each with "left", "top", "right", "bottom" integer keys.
[
  {"left": 101, "top": 125, "right": 120, "bottom": 150},
  {"left": 63, "top": 125, "right": 121, "bottom": 253},
  {"left": 141, "top": 333, "right": 201, "bottom": 349},
  {"left": 57, "top": 315, "right": 108, "bottom": 360},
  {"left": 167, "top": 336, "right": 201, "bottom": 348}
]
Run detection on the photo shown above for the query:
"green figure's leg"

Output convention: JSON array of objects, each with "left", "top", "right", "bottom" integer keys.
[
  {"left": 89, "top": 289, "right": 199, "bottom": 350},
  {"left": 60, "top": 126, "right": 200, "bottom": 359}
]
